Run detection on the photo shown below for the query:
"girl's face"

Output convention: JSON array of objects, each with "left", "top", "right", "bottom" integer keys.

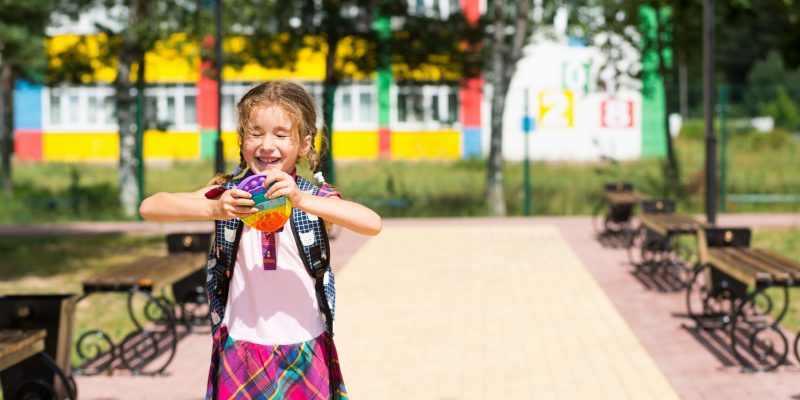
[{"left": 242, "top": 105, "right": 311, "bottom": 175}]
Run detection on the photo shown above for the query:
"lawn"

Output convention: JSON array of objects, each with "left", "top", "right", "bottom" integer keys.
[{"left": 2, "top": 133, "right": 798, "bottom": 223}]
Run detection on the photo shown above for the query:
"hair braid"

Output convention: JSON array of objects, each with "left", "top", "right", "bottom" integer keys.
[{"left": 208, "top": 151, "right": 247, "bottom": 186}]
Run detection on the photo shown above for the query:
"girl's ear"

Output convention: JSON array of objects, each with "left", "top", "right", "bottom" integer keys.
[{"left": 301, "top": 133, "right": 313, "bottom": 155}]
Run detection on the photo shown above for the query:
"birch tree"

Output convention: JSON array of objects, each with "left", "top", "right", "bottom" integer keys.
[{"left": 485, "top": 0, "right": 533, "bottom": 216}]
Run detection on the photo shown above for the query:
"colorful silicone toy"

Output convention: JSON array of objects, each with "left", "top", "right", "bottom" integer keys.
[{"left": 236, "top": 174, "right": 292, "bottom": 232}]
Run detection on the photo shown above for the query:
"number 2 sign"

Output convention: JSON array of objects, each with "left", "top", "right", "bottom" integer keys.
[{"left": 538, "top": 90, "right": 574, "bottom": 129}]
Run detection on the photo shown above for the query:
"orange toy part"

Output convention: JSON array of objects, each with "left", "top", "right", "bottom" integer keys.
[{"left": 241, "top": 200, "right": 292, "bottom": 232}]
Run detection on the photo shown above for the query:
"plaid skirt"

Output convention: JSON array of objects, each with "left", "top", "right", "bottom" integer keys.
[{"left": 206, "top": 326, "right": 348, "bottom": 399}]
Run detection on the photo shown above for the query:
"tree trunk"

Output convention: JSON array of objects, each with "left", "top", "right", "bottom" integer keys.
[
  {"left": 485, "top": 0, "right": 509, "bottom": 217},
  {"left": 115, "top": 26, "right": 140, "bottom": 218},
  {"left": 653, "top": 7, "right": 680, "bottom": 196},
  {"left": 0, "top": 62, "right": 13, "bottom": 196},
  {"left": 678, "top": 58, "right": 688, "bottom": 119},
  {"left": 321, "top": 28, "right": 339, "bottom": 184},
  {"left": 485, "top": 0, "right": 531, "bottom": 216}
]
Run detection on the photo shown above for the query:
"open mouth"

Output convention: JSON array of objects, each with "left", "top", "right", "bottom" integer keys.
[{"left": 256, "top": 157, "right": 281, "bottom": 166}]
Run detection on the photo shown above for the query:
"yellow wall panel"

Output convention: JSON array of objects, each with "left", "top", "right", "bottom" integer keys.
[
  {"left": 391, "top": 130, "right": 461, "bottom": 160},
  {"left": 331, "top": 131, "right": 378, "bottom": 159},
  {"left": 222, "top": 131, "right": 241, "bottom": 161},
  {"left": 143, "top": 130, "right": 200, "bottom": 159},
  {"left": 43, "top": 132, "right": 118, "bottom": 161}
]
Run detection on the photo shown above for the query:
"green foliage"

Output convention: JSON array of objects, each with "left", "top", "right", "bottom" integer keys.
[{"left": 759, "top": 87, "right": 800, "bottom": 130}]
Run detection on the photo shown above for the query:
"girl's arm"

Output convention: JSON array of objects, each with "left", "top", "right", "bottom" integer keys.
[
  {"left": 295, "top": 195, "right": 382, "bottom": 236},
  {"left": 264, "top": 171, "right": 382, "bottom": 236},
  {"left": 139, "top": 186, "right": 258, "bottom": 222}
]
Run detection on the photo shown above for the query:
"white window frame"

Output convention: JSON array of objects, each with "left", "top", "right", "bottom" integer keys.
[
  {"left": 221, "top": 82, "right": 255, "bottom": 131},
  {"left": 333, "top": 83, "right": 377, "bottom": 131},
  {"left": 43, "top": 84, "right": 117, "bottom": 132},
  {"left": 391, "top": 84, "right": 459, "bottom": 131}
]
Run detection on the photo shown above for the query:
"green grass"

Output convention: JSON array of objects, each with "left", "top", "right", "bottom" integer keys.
[{"left": 2, "top": 132, "right": 798, "bottom": 223}]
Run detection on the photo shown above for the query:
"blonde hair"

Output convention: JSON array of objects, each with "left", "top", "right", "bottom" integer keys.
[{"left": 209, "top": 80, "right": 327, "bottom": 185}]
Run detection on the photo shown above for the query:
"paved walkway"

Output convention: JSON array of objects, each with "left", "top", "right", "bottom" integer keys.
[{"left": 51, "top": 215, "right": 800, "bottom": 398}]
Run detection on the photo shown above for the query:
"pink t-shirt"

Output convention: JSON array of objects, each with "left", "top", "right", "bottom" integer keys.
[{"left": 221, "top": 220, "right": 326, "bottom": 345}]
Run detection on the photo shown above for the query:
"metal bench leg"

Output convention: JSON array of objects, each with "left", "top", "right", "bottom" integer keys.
[
  {"left": 794, "top": 330, "right": 800, "bottom": 365},
  {"left": 13, "top": 352, "right": 77, "bottom": 400},
  {"left": 73, "top": 294, "right": 117, "bottom": 376},
  {"left": 118, "top": 288, "right": 178, "bottom": 376},
  {"left": 684, "top": 263, "right": 732, "bottom": 330},
  {"left": 730, "top": 286, "right": 789, "bottom": 372}
]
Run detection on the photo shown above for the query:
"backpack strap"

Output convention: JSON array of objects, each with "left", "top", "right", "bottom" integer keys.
[
  {"left": 207, "top": 179, "right": 244, "bottom": 336},
  {"left": 291, "top": 176, "right": 337, "bottom": 399},
  {"left": 291, "top": 176, "right": 336, "bottom": 334}
]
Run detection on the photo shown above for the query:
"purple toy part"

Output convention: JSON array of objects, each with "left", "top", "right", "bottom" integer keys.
[{"left": 237, "top": 174, "right": 267, "bottom": 192}]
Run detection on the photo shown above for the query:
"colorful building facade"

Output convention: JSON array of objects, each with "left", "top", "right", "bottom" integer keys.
[
  {"left": 14, "top": 0, "right": 478, "bottom": 164},
  {"left": 13, "top": 1, "right": 665, "bottom": 164}
]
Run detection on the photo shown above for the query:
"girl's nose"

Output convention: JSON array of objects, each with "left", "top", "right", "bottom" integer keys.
[{"left": 259, "top": 134, "right": 275, "bottom": 150}]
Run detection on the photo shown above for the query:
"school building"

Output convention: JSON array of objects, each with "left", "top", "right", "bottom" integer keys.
[{"left": 12, "top": 2, "right": 667, "bottom": 164}]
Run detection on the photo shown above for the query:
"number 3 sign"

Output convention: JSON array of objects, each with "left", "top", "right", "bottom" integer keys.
[{"left": 538, "top": 90, "right": 574, "bottom": 129}]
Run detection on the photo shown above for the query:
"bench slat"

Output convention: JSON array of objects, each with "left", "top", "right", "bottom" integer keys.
[
  {"left": 719, "top": 248, "right": 792, "bottom": 283},
  {"left": 706, "top": 249, "right": 769, "bottom": 287},
  {"left": 83, "top": 252, "right": 206, "bottom": 293},
  {"left": 0, "top": 329, "right": 46, "bottom": 372},
  {"left": 639, "top": 213, "right": 704, "bottom": 236},
  {"left": 604, "top": 191, "right": 646, "bottom": 205},
  {"left": 749, "top": 249, "right": 800, "bottom": 280}
]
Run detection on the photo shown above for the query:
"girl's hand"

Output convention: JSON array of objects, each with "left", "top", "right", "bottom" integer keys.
[
  {"left": 214, "top": 189, "right": 257, "bottom": 220},
  {"left": 264, "top": 170, "right": 307, "bottom": 206}
]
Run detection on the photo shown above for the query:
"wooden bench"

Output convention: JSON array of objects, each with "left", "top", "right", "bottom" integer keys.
[
  {"left": 593, "top": 182, "right": 648, "bottom": 247},
  {"left": 686, "top": 227, "right": 800, "bottom": 371},
  {"left": 82, "top": 252, "right": 206, "bottom": 294},
  {"left": 74, "top": 232, "right": 210, "bottom": 376},
  {"left": 0, "top": 294, "right": 78, "bottom": 400}
]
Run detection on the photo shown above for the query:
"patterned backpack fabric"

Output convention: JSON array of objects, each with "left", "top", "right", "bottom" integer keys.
[{"left": 205, "top": 175, "right": 336, "bottom": 337}]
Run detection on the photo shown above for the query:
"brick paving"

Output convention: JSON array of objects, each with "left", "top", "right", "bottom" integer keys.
[
  {"left": 334, "top": 222, "right": 677, "bottom": 399},
  {"left": 15, "top": 214, "right": 800, "bottom": 398}
]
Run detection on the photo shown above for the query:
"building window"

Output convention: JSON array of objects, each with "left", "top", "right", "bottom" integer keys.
[
  {"left": 68, "top": 95, "right": 79, "bottom": 125},
  {"left": 49, "top": 90, "right": 61, "bottom": 125},
  {"left": 87, "top": 97, "right": 98, "bottom": 124},
  {"left": 359, "top": 92, "right": 374, "bottom": 123},
  {"left": 145, "top": 95, "right": 158, "bottom": 129},
  {"left": 166, "top": 95, "right": 176, "bottom": 126},
  {"left": 340, "top": 93, "right": 353, "bottom": 122},
  {"left": 185, "top": 95, "right": 197, "bottom": 124},
  {"left": 103, "top": 96, "right": 115, "bottom": 125},
  {"left": 431, "top": 94, "right": 440, "bottom": 122},
  {"left": 397, "top": 89, "right": 425, "bottom": 123},
  {"left": 447, "top": 92, "right": 458, "bottom": 123}
]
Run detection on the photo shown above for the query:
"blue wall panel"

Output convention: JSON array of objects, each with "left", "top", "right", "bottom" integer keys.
[
  {"left": 14, "top": 80, "right": 42, "bottom": 130},
  {"left": 462, "top": 128, "right": 482, "bottom": 158}
]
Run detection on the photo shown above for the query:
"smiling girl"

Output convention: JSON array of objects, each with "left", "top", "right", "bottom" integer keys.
[{"left": 140, "top": 81, "right": 381, "bottom": 399}]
